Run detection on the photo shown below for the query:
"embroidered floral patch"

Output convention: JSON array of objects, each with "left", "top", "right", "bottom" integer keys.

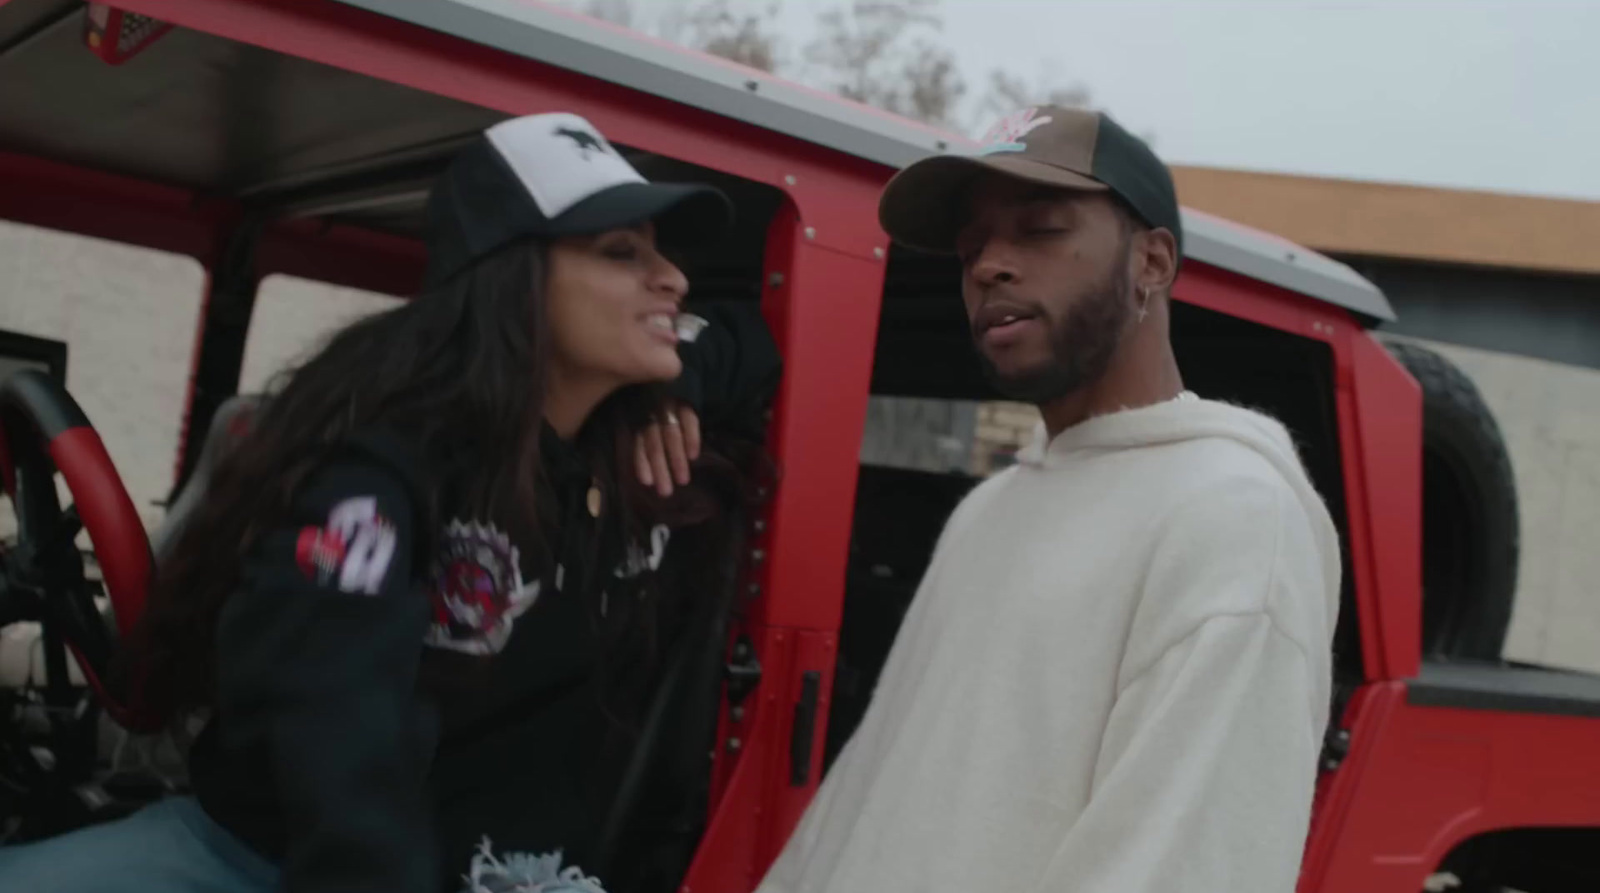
[{"left": 424, "top": 520, "right": 540, "bottom": 655}]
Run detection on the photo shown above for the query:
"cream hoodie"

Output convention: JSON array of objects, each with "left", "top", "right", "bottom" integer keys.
[{"left": 758, "top": 396, "right": 1341, "bottom": 892}]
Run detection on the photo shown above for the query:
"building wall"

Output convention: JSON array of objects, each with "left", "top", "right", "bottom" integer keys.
[{"left": 3, "top": 219, "right": 1599, "bottom": 672}]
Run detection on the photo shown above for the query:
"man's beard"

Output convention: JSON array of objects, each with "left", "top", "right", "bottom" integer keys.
[{"left": 975, "top": 259, "right": 1132, "bottom": 404}]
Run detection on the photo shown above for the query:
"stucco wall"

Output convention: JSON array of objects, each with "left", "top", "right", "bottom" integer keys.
[{"left": 1414, "top": 339, "right": 1600, "bottom": 672}]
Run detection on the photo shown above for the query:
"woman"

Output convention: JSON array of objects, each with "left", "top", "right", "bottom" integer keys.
[{"left": 0, "top": 112, "right": 779, "bottom": 892}]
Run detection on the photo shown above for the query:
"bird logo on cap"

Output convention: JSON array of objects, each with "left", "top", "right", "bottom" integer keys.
[
  {"left": 554, "top": 125, "right": 610, "bottom": 159},
  {"left": 978, "top": 107, "right": 1054, "bottom": 156}
]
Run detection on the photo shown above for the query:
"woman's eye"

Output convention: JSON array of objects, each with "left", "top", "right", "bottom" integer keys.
[{"left": 602, "top": 241, "right": 640, "bottom": 261}]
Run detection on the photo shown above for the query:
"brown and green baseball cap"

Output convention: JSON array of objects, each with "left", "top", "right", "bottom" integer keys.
[{"left": 879, "top": 105, "right": 1182, "bottom": 256}]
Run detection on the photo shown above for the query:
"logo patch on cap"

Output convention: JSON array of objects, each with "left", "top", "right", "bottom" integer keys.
[
  {"left": 978, "top": 107, "right": 1054, "bottom": 156},
  {"left": 553, "top": 125, "right": 610, "bottom": 159},
  {"left": 485, "top": 112, "right": 646, "bottom": 221}
]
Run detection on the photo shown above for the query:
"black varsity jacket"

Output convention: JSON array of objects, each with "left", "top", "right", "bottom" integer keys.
[{"left": 185, "top": 302, "right": 780, "bottom": 893}]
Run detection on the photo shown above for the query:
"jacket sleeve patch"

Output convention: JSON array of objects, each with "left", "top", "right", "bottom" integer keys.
[{"left": 295, "top": 496, "right": 397, "bottom": 595}]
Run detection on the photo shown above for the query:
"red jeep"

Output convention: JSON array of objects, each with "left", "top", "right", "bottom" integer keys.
[{"left": 1, "top": 2, "right": 1596, "bottom": 891}]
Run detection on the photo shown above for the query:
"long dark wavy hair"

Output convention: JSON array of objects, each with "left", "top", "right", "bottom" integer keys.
[{"left": 123, "top": 239, "right": 760, "bottom": 722}]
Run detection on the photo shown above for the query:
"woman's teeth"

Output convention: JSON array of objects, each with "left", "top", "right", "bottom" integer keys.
[{"left": 644, "top": 312, "right": 708, "bottom": 343}]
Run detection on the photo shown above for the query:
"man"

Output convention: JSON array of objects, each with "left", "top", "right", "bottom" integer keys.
[{"left": 757, "top": 106, "right": 1341, "bottom": 892}]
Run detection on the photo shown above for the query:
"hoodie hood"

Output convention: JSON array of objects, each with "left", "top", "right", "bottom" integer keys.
[
  {"left": 1019, "top": 394, "right": 1342, "bottom": 626},
  {"left": 1020, "top": 393, "right": 1304, "bottom": 480}
]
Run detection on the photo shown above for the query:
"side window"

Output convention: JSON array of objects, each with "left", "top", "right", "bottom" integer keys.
[
  {"left": 831, "top": 395, "right": 1039, "bottom": 772},
  {"left": 0, "top": 220, "right": 204, "bottom": 534},
  {"left": 859, "top": 395, "right": 1039, "bottom": 477},
  {"left": 239, "top": 275, "right": 403, "bottom": 393}
]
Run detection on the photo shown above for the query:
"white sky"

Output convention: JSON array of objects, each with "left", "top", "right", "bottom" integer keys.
[{"left": 752, "top": 0, "right": 1600, "bottom": 201}]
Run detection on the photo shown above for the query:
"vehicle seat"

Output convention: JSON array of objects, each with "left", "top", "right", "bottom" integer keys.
[{"left": 148, "top": 394, "right": 262, "bottom": 562}]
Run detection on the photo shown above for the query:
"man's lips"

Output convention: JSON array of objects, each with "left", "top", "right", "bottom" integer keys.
[{"left": 972, "top": 301, "right": 1041, "bottom": 336}]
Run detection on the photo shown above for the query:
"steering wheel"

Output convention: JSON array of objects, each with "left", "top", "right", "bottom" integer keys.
[{"left": 0, "top": 369, "right": 156, "bottom": 731}]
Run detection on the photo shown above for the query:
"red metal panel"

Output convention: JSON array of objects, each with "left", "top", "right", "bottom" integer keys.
[
  {"left": 757, "top": 629, "right": 837, "bottom": 868},
  {"left": 1298, "top": 683, "right": 1408, "bottom": 891},
  {"left": 255, "top": 219, "right": 425, "bottom": 296},
  {"left": 1344, "top": 335, "right": 1424, "bottom": 681},
  {"left": 754, "top": 216, "right": 885, "bottom": 632},
  {"left": 1308, "top": 696, "right": 1600, "bottom": 892},
  {"left": 0, "top": 150, "right": 232, "bottom": 261},
  {"left": 687, "top": 625, "right": 793, "bottom": 893},
  {"left": 686, "top": 624, "right": 839, "bottom": 893},
  {"left": 1175, "top": 259, "right": 1420, "bottom": 683},
  {"left": 1331, "top": 363, "right": 1389, "bottom": 683},
  {"left": 688, "top": 206, "right": 883, "bottom": 892},
  {"left": 1173, "top": 260, "right": 1353, "bottom": 343}
]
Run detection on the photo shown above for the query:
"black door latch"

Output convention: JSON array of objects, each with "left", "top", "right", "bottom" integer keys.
[{"left": 726, "top": 635, "right": 762, "bottom": 707}]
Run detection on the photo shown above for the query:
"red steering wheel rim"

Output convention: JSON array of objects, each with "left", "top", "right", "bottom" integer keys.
[{"left": 1, "top": 369, "right": 157, "bottom": 729}]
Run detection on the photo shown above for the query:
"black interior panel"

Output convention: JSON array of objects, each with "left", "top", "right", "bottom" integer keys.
[{"left": 1409, "top": 661, "right": 1600, "bottom": 718}]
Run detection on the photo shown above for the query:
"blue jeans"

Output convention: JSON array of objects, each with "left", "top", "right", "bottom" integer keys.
[
  {"left": 0, "top": 796, "right": 612, "bottom": 892},
  {"left": 0, "top": 796, "right": 277, "bottom": 892}
]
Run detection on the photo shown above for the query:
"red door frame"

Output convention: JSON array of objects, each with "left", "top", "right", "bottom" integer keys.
[
  {"left": 1170, "top": 264, "right": 1428, "bottom": 892},
  {"left": 1172, "top": 262, "right": 1423, "bottom": 685}
]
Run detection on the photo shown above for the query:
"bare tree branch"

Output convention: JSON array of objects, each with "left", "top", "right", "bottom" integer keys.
[
  {"left": 803, "top": 0, "right": 964, "bottom": 126},
  {"left": 684, "top": 0, "right": 781, "bottom": 72},
  {"left": 971, "top": 67, "right": 1094, "bottom": 135},
  {"left": 561, "top": 0, "right": 1132, "bottom": 141},
  {"left": 902, "top": 42, "right": 965, "bottom": 126},
  {"left": 581, "top": 0, "right": 637, "bottom": 29}
]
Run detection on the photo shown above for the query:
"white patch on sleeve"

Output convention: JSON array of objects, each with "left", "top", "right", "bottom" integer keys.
[{"left": 323, "top": 496, "right": 397, "bottom": 595}]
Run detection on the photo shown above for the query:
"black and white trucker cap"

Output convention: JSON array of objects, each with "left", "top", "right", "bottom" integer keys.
[{"left": 424, "top": 112, "right": 733, "bottom": 287}]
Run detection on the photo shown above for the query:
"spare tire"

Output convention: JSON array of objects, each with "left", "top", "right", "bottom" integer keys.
[{"left": 1385, "top": 340, "right": 1520, "bottom": 661}]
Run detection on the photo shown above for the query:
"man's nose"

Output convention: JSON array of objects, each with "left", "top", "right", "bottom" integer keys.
[{"left": 970, "top": 245, "right": 1020, "bottom": 286}]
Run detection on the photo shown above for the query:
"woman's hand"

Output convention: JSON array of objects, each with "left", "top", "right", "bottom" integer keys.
[{"left": 634, "top": 403, "right": 701, "bottom": 497}]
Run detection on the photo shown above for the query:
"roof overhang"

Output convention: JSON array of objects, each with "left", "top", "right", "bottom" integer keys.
[{"left": 1174, "top": 166, "right": 1600, "bottom": 278}]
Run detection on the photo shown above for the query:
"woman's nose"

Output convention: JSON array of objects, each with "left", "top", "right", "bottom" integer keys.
[{"left": 655, "top": 258, "right": 689, "bottom": 300}]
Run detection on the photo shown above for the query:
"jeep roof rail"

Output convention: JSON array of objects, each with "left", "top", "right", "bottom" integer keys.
[{"left": 338, "top": 0, "right": 1395, "bottom": 323}]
